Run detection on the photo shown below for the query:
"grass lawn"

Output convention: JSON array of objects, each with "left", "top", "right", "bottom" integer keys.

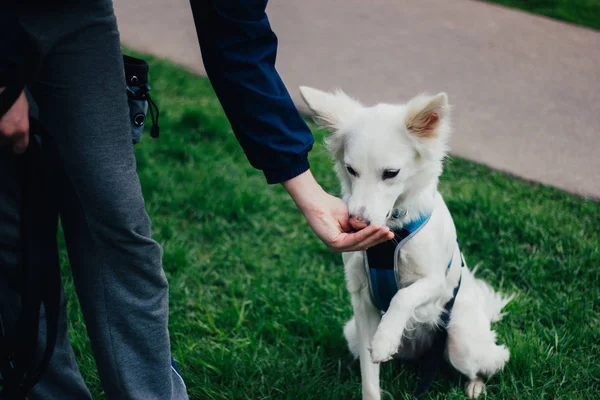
[
  {"left": 482, "top": 0, "right": 600, "bottom": 30},
  {"left": 60, "top": 53, "right": 600, "bottom": 399}
]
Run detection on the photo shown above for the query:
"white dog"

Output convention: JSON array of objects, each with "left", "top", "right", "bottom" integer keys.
[{"left": 300, "top": 86, "right": 513, "bottom": 399}]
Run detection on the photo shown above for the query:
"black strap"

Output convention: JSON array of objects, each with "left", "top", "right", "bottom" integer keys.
[
  {"left": 147, "top": 94, "right": 160, "bottom": 138},
  {"left": 0, "top": 120, "right": 61, "bottom": 399}
]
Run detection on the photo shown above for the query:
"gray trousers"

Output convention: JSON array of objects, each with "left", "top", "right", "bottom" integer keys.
[{"left": 0, "top": 1, "right": 188, "bottom": 399}]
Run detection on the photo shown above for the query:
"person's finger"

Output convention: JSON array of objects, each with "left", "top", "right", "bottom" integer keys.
[
  {"left": 329, "top": 224, "right": 380, "bottom": 251},
  {"left": 329, "top": 226, "right": 392, "bottom": 253},
  {"left": 12, "top": 121, "right": 29, "bottom": 155},
  {"left": 344, "top": 228, "right": 393, "bottom": 252},
  {"left": 349, "top": 217, "right": 368, "bottom": 231},
  {"left": 337, "top": 212, "right": 352, "bottom": 232},
  {"left": 12, "top": 134, "right": 29, "bottom": 154},
  {"left": 359, "top": 231, "right": 394, "bottom": 250}
]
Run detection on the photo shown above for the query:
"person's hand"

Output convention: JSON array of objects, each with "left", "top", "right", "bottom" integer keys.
[
  {"left": 283, "top": 170, "right": 394, "bottom": 253},
  {"left": 0, "top": 88, "right": 29, "bottom": 154}
]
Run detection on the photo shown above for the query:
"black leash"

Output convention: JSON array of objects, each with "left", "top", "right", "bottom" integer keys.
[{"left": 0, "top": 119, "right": 61, "bottom": 399}]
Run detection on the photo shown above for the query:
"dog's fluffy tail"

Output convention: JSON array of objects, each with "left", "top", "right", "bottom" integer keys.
[
  {"left": 344, "top": 317, "right": 360, "bottom": 359},
  {"left": 471, "top": 270, "right": 514, "bottom": 322}
]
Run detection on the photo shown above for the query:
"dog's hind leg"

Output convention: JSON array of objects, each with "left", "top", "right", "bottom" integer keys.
[
  {"left": 446, "top": 304, "right": 510, "bottom": 398},
  {"left": 351, "top": 291, "right": 382, "bottom": 400}
]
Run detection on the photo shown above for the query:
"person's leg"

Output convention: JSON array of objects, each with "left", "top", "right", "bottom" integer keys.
[
  {"left": 51, "top": 153, "right": 187, "bottom": 400},
  {"left": 0, "top": 151, "right": 92, "bottom": 399},
  {"left": 20, "top": 1, "right": 187, "bottom": 398}
]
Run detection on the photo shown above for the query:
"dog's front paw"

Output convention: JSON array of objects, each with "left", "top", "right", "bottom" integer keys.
[{"left": 369, "top": 329, "right": 399, "bottom": 363}]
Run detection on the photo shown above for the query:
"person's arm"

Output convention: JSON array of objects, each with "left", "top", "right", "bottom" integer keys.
[
  {"left": 190, "top": 0, "right": 312, "bottom": 184},
  {"left": 189, "top": 0, "right": 392, "bottom": 251},
  {"left": 0, "top": 6, "right": 30, "bottom": 154}
]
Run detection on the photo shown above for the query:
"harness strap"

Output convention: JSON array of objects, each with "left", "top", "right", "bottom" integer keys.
[{"left": 365, "top": 214, "right": 431, "bottom": 312}]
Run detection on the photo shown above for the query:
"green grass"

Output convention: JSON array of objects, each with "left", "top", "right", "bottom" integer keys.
[
  {"left": 482, "top": 0, "right": 600, "bottom": 30},
  {"left": 58, "top": 53, "right": 600, "bottom": 399}
]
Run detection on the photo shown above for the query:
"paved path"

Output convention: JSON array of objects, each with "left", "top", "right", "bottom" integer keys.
[{"left": 114, "top": 0, "right": 600, "bottom": 199}]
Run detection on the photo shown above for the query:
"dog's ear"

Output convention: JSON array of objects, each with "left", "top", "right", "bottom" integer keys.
[
  {"left": 299, "top": 86, "right": 362, "bottom": 130},
  {"left": 405, "top": 93, "right": 449, "bottom": 139}
]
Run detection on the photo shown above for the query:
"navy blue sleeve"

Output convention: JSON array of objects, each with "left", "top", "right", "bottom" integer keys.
[
  {"left": 189, "top": 0, "right": 314, "bottom": 184},
  {"left": 0, "top": 6, "right": 25, "bottom": 89}
]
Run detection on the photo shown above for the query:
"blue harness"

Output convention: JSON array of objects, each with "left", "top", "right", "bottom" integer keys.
[
  {"left": 365, "top": 213, "right": 434, "bottom": 312},
  {"left": 364, "top": 212, "right": 464, "bottom": 397}
]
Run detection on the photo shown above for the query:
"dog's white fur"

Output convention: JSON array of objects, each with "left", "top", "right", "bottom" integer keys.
[{"left": 300, "top": 86, "right": 513, "bottom": 399}]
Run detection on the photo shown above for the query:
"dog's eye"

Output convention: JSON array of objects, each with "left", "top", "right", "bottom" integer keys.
[
  {"left": 346, "top": 165, "right": 358, "bottom": 177},
  {"left": 382, "top": 169, "right": 400, "bottom": 180}
]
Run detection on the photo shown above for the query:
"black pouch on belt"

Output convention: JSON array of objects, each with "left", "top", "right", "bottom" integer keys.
[{"left": 123, "top": 55, "right": 160, "bottom": 144}]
